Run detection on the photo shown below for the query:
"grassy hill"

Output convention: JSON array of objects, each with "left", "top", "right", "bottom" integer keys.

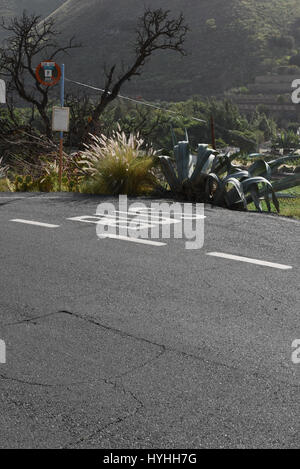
[{"left": 3, "top": 0, "right": 300, "bottom": 100}]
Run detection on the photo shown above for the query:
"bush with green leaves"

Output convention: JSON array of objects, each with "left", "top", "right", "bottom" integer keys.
[
  {"left": 10, "top": 160, "right": 80, "bottom": 193},
  {"left": 79, "top": 128, "right": 157, "bottom": 196},
  {"left": 14, "top": 175, "right": 35, "bottom": 192},
  {"left": 272, "top": 130, "right": 300, "bottom": 152}
]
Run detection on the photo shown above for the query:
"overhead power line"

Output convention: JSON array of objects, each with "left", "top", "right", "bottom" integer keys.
[{"left": 64, "top": 77, "right": 207, "bottom": 124}]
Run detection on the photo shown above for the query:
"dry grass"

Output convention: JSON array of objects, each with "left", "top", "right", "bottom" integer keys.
[{"left": 79, "top": 128, "right": 157, "bottom": 196}]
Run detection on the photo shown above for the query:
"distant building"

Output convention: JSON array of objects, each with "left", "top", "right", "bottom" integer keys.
[{"left": 227, "top": 74, "right": 300, "bottom": 123}]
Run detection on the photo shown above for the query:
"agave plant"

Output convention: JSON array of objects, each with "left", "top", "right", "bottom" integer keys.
[{"left": 159, "top": 140, "right": 288, "bottom": 212}]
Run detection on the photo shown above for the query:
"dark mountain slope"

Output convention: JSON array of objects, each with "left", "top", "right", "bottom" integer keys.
[
  {"left": 0, "top": 0, "right": 65, "bottom": 19},
  {"left": 0, "top": 0, "right": 66, "bottom": 41},
  {"left": 4, "top": 0, "right": 300, "bottom": 100}
]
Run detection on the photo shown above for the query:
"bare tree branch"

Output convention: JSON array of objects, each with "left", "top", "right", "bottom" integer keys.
[
  {"left": 0, "top": 11, "right": 82, "bottom": 138},
  {"left": 85, "top": 8, "right": 188, "bottom": 140}
]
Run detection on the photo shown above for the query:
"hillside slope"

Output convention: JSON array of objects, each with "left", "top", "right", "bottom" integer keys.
[
  {"left": 4, "top": 0, "right": 300, "bottom": 100},
  {"left": 0, "top": 0, "right": 66, "bottom": 41},
  {"left": 45, "top": 0, "right": 245, "bottom": 99},
  {"left": 0, "top": 0, "right": 65, "bottom": 19},
  {"left": 43, "top": 0, "right": 300, "bottom": 100}
]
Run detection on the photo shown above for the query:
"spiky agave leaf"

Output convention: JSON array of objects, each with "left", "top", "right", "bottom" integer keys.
[
  {"left": 264, "top": 186, "right": 271, "bottom": 212},
  {"left": 170, "top": 126, "right": 177, "bottom": 148},
  {"left": 243, "top": 177, "right": 280, "bottom": 213},
  {"left": 174, "top": 141, "right": 192, "bottom": 183},
  {"left": 158, "top": 156, "right": 180, "bottom": 192},
  {"left": 205, "top": 173, "right": 221, "bottom": 200},
  {"left": 223, "top": 171, "right": 249, "bottom": 183},
  {"left": 271, "top": 173, "right": 300, "bottom": 192},
  {"left": 217, "top": 177, "right": 248, "bottom": 210},
  {"left": 185, "top": 128, "right": 189, "bottom": 143},
  {"left": 213, "top": 153, "right": 241, "bottom": 176},
  {"left": 248, "top": 183, "right": 262, "bottom": 212},
  {"left": 248, "top": 159, "right": 271, "bottom": 179},
  {"left": 268, "top": 155, "right": 300, "bottom": 171},
  {"left": 190, "top": 144, "right": 217, "bottom": 183}
]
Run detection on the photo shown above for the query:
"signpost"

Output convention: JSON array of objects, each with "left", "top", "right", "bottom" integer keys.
[
  {"left": 35, "top": 61, "right": 61, "bottom": 87},
  {"left": 59, "top": 64, "right": 65, "bottom": 191},
  {"left": 35, "top": 61, "right": 68, "bottom": 191},
  {"left": 52, "top": 106, "right": 70, "bottom": 132}
]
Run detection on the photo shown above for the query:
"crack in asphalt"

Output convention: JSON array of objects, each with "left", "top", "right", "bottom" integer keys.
[
  {"left": 62, "top": 409, "right": 139, "bottom": 449},
  {"left": 0, "top": 366, "right": 145, "bottom": 449},
  {"left": 112, "top": 348, "right": 166, "bottom": 381},
  {"left": 1, "top": 309, "right": 161, "bottom": 448},
  {"left": 3, "top": 309, "right": 300, "bottom": 393},
  {"left": 59, "top": 310, "right": 167, "bottom": 352},
  {"left": 4, "top": 309, "right": 167, "bottom": 376},
  {"left": 57, "top": 310, "right": 300, "bottom": 391},
  {"left": 0, "top": 373, "right": 55, "bottom": 388},
  {"left": 0, "top": 373, "right": 87, "bottom": 388},
  {"left": 62, "top": 375, "right": 145, "bottom": 449},
  {"left": 3, "top": 311, "right": 62, "bottom": 327}
]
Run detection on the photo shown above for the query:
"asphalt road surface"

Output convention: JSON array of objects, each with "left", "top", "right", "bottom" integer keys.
[{"left": 0, "top": 193, "right": 299, "bottom": 449}]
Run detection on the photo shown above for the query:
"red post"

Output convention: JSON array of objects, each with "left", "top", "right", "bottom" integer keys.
[
  {"left": 210, "top": 115, "right": 216, "bottom": 150},
  {"left": 59, "top": 137, "right": 63, "bottom": 191}
]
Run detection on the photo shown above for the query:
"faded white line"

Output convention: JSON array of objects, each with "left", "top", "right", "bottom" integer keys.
[
  {"left": 99, "top": 234, "right": 166, "bottom": 246},
  {"left": 206, "top": 252, "right": 292, "bottom": 270},
  {"left": 128, "top": 208, "right": 206, "bottom": 220},
  {"left": 10, "top": 219, "right": 60, "bottom": 228},
  {"left": 1, "top": 196, "right": 61, "bottom": 199}
]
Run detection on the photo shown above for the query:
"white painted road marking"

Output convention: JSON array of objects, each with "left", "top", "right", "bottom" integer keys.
[
  {"left": 68, "top": 215, "right": 154, "bottom": 229},
  {"left": 10, "top": 219, "right": 60, "bottom": 228},
  {"left": 1, "top": 196, "right": 62, "bottom": 199},
  {"left": 99, "top": 234, "right": 166, "bottom": 246},
  {"left": 206, "top": 252, "right": 292, "bottom": 270},
  {"left": 129, "top": 207, "right": 206, "bottom": 220}
]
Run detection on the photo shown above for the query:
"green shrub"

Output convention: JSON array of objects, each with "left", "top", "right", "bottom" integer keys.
[
  {"left": 0, "top": 178, "right": 11, "bottom": 191},
  {"left": 14, "top": 175, "right": 35, "bottom": 192}
]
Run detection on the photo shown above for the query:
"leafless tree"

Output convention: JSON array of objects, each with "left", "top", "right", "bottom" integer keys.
[
  {"left": 85, "top": 8, "right": 188, "bottom": 140},
  {"left": 64, "top": 92, "right": 95, "bottom": 147},
  {"left": 0, "top": 12, "right": 81, "bottom": 138}
]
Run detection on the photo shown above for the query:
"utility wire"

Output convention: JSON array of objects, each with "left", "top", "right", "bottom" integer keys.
[
  {"left": 64, "top": 78, "right": 259, "bottom": 146},
  {"left": 65, "top": 77, "right": 207, "bottom": 124}
]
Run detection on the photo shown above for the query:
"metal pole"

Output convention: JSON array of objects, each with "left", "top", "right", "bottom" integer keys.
[
  {"left": 59, "top": 64, "right": 65, "bottom": 191},
  {"left": 210, "top": 115, "right": 216, "bottom": 150}
]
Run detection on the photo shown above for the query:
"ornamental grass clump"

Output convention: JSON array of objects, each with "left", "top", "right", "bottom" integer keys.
[{"left": 79, "top": 128, "right": 157, "bottom": 196}]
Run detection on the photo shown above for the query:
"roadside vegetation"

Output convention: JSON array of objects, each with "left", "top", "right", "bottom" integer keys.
[
  {"left": 79, "top": 129, "right": 157, "bottom": 196},
  {"left": 0, "top": 10, "right": 300, "bottom": 219}
]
